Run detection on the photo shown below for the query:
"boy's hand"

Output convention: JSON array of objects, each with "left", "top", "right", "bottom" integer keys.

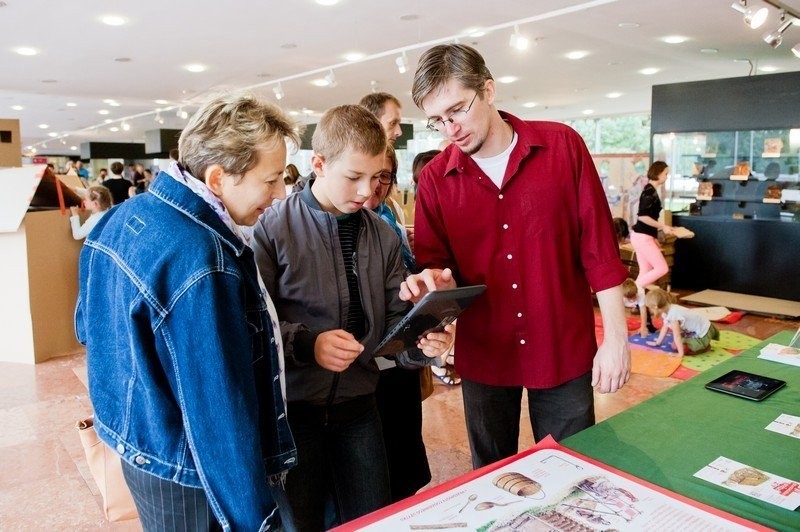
[
  {"left": 314, "top": 330, "right": 363, "bottom": 372},
  {"left": 417, "top": 323, "right": 455, "bottom": 359},
  {"left": 399, "top": 268, "right": 456, "bottom": 303}
]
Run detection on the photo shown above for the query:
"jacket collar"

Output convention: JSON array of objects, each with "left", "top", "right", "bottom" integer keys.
[
  {"left": 441, "top": 110, "right": 546, "bottom": 177},
  {"left": 149, "top": 172, "right": 248, "bottom": 256}
]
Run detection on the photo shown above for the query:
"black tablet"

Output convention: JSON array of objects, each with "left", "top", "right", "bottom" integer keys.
[
  {"left": 705, "top": 370, "right": 786, "bottom": 401},
  {"left": 373, "top": 285, "right": 487, "bottom": 356}
]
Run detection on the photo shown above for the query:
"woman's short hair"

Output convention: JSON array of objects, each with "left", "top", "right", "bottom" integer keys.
[
  {"left": 312, "top": 105, "right": 386, "bottom": 164},
  {"left": 412, "top": 44, "right": 493, "bottom": 109},
  {"left": 647, "top": 161, "right": 669, "bottom": 181},
  {"left": 87, "top": 185, "right": 113, "bottom": 210},
  {"left": 284, "top": 163, "right": 300, "bottom": 184},
  {"left": 179, "top": 91, "right": 299, "bottom": 183}
]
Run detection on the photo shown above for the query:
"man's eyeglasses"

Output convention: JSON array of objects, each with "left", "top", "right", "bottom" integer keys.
[{"left": 425, "top": 92, "right": 478, "bottom": 132}]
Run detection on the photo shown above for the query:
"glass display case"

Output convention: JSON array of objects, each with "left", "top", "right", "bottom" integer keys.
[{"left": 652, "top": 129, "right": 800, "bottom": 219}]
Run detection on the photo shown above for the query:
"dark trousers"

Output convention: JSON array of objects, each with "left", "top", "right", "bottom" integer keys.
[
  {"left": 121, "top": 459, "right": 222, "bottom": 532},
  {"left": 375, "top": 366, "right": 432, "bottom": 502},
  {"left": 461, "top": 372, "right": 595, "bottom": 469},
  {"left": 285, "top": 394, "right": 391, "bottom": 531}
]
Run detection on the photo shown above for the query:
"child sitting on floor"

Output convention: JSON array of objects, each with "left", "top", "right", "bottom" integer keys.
[{"left": 644, "top": 288, "right": 720, "bottom": 356}]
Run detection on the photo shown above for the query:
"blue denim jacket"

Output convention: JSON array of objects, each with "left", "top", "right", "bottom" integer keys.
[{"left": 75, "top": 173, "right": 296, "bottom": 531}]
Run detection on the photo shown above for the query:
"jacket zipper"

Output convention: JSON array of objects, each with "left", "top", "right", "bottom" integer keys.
[{"left": 324, "top": 214, "right": 343, "bottom": 421}]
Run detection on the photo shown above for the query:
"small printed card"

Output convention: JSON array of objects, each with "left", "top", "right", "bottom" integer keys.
[
  {"left": 694, "top": 457, "right": 800, "bottom": 510},
  {"left": 758, "top": 343, "right": 800, "bottom": 368},
  {"left": 766, "top": 414, "right": 800, "bottom": 440}
]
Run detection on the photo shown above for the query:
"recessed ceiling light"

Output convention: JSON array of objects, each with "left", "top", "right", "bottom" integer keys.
[
  {"left": 522, "top": 102, "right": 537, "bottom": 108},
  {"left": 618, "top": 22, "right": 640, "bottom": 29},
  {"left": 582, "top": 109, "right": 595, "bottom": 115},
  {"left": 66, "top": 102, "right": 77, "bottom": 107},
  {"left": 661, "top": 35, "right": 688, "bottom": 44},
  {"left": 400, "top": 14, "right": 419, "bottom": 21},
  {"left": 639, "top": 67, "right": 660, "bottom": 75},
  {"left": 302, "top": 108, "right": 315, "bottom": 115},
  {"left": 109, "top": 126, "right": 120, "bottom": 132},
  {"left": 315, "top": 0, "right": 339, "bottom": 5},
  {"left": 311, "top": 78, "right": 330, "bottom": 87},
  {"left": 103, "top": 99, "right": 120, "bottom": 106},
  {"left": 280, "top": 43, "right": 297, "bottom": 49},
  {"left": 700, "top": 48, "right": 719, "bottom": 54},
  {"left": 565, "top": 50, "right": 589, "bottom": 60},
  {"left": 48, "top": 132, "right": 58, "bottom": 137},
  {"left": 759, "top": 65, "right": 779, "bottom": 72},
  {"left": 41, "top": 79, "right": 57, "bottom": 83},
  {"left": 15, "top": 46, "right": 39, "bottom": 56},
  {"left": 114, "top": 57, "right": 132, "bottom": 63},
  {"left": 98, "top": 109, "right": 110, "bottom": 115},
  {"left": 608, "top": 60, "right": 623, "bottom": 66},
  {"left": 497, "top": 76, "right": 518, "bottom": 84},
  {"left": 70, "top": 146, "right": 78, "bottom": 151},
  {"left": 154, "top": 99, "right": 169, "bottom": 105},
  {"left": 344, "top": 52, "right": 365, "bottom": 62},
  {"left": 184, "top": 63, "right": 207, "bottom": 73},
  {"left": 11, "top": 105, "right": 23, "bottom": 111},
  {"left": 606, "top": 92, "right": 623, "bottom": 99},
  {"left": 38, "top": 124, "right": 49, "bottom": 129},
  {"left": 101, "top": 15, "right": 127, "bottom": 26},
  {"left": 104, "top": 119, "right": 113, "bottom": 124}
]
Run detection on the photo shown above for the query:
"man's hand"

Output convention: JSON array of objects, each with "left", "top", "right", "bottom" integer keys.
[
  {"left": 314, "top": 330, "right": 363, "bottom": 372},
  {"left": 399, "top": 268, "right": 456, "bottom": 303},
  {"left": 417, "top": 323, "right": 455, "bottom": 359},
  {"left": 592, "top": 336, "right": 631, "bottom": 394}
]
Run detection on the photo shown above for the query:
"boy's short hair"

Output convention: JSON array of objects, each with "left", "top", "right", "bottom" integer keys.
[
  {"left": 644, "top": 287, "right": 673, "bottom": 312},
  {"left": 87, "top": 185, "right": 113, "bottom": 210},
  {"left": 312, "top": 105, "right": 386, "bottom": 164},
  {"left": 179, "top": 91, "right": 299, "bottom": 183},
  {"left": 110, "top": 162, "right": 124, "bottom": 175},
  {"left": 621, "top": 278, "right": 638, "bottom": 299}
]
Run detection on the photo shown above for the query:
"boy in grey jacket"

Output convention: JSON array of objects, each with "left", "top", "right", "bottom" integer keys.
[{"left": 252, "top": 105, "right": 453, "bottom": 531}]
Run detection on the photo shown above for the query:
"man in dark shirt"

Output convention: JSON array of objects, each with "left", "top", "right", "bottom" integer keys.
[{"left": 102, "top": 161, "right": 132, "bottom": 205}]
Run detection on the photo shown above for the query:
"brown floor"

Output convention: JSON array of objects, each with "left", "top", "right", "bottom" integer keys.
[{"left": 0, "top": 311, "right": 795, "bottom": 530}]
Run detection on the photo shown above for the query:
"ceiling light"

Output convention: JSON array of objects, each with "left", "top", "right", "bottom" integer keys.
[
  {"left": 793, "top": 43, "right": 800, "bottom": 58},
  {"left": 661, "top": 35, "right": 688, "bottom": 44},
  {"left": 315, "top": 0, "right": 339, "bottom": 5},
  {"left": 101, "top": 15, "right": 127, "bottom": 26},
  {"left": 370, "top": 80, "right": 379, "bottom": 93},
  {"left": 48, "top": 132, "right": 58, "bottom": 137},
  {"left": 639, "top": 67, "right": 660, "bottom": 75},
  {"left": 98, "top": 109, "right": 110, "bottom": 115},
  {"left": 466, "top": 27, "right": 487, "bottom": 37},
  {"left": 11, "top": 105, "right": 23, "bottom": 111},
  {"left": 497, "top": 76, "right": 519, "bottom": 84},
  {"left": 324, "top": 70, "right": 337, "bottom": 88},
  {"left": 565, "top": 50, "right": 589, "bottom": 60},
  {"left": 509, "top": 25, "right": 529, "bottom": 51},
  {"left": 606, "top": 92, "right": 623, "bottom": 98},
  {"left": 154, "top": 111, "right": 163, "bottom": 124},
  {"left": 344, "top": 52, "right": 365, "bottom": 62},
  {"left": 759, "top": 65, "right": 779, "bottom": 72},
  {"left": 109, "top": 127, "right": 119, "bottom": 132},
  {"left": 763, "top": 16, "right": 796, "bottom": 48},
  {"left": 396, "top": 52, "right": 409, "bottom": 74},
  {"left": 15, "top": 46, "right": 39, "bottom": 56},
  {"left": 104, "top": 119, "right": 113, "bottom": 124},
  {"left": 103, "top": 99, "right": 120, "bottom": 106},
  {"left": 522, "top": 102, "right": 537, "bottom": 108},
  {"left": 177, "top": 107, "right": 189, "bottom": 119},
  {"left": 582, "top": 110, "right": 595, "bottom": 115},
  {"left": 66, "top": 102, "right": 77, "bottom": 107},
  {"left": 121, "top": 121, "right": 130, "bottom": 131},
  {"left": 700, "top": 48, "right": 719, "bottom": 54},
  {"left": 38, "top": 124, "right": 49, "bottom": 129},
  {"left": 273, "top": 84, "right": 284, "bottom": 100},
  {"left": 154, "top": 99, "right": 168, "bottom": 105},
  {"left": 70, "top": 146, "right": 78, "bottom": 151},
  {"left": 184, "top": 63, "right": 207, "bottom": 73},
  {"left": 618, "top": 22, "right": 640, "bottom": 29},
  {"left": 312, "top": 78, "right": 329, "bottom": 87},
  {"left": 731, "top": 1, "right": 769, "bottom": 29}
]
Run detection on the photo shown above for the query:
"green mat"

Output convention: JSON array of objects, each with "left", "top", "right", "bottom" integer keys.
[
  {"left": 680, "top": 345, "right": 733, "bottom": 372},
  {"left": 714, "top": 330, "right": 761, "bottom": 352}
]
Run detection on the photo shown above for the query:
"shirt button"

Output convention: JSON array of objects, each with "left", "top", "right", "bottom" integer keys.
[
  {"left": 498, "top": 194, "right": 504, "bottom": 199},
  {"left": 135, "top": 455, "right": 146, "bottom": 465},
  {"left": 507, "top": 254, "right": 513, "bottom": 260},
  {"left": 520, "top": 339, "right": 526, "bottom": 345},
  {"left": 503, "top": 224, "right": 509, "bottom": 229},
  {"left": 517, "top": 312, "right": 523, "bottom": 318},
  {"left": 512, "top": 283, "right": 518, "bottom": 289},
  {"left": 116, "top": 444, "right": 125, "bottom": 455}
]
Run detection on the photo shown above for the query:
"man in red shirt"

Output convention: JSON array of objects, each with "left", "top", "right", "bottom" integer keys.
[{"left": 401, "top": 44, "right": 631, "bottom": 468}]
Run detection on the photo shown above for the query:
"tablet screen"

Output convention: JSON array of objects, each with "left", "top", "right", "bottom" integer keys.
[
  {"left": 373, "top": 285, "right": 486, "bottom": 356},
  {"left": 705, "top": 370, "right": 786, "bottom": 401}
]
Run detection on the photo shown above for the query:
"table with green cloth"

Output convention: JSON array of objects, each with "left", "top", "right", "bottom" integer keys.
[{"left": 564, "top": 331, "right": 800, "bottom": 531}]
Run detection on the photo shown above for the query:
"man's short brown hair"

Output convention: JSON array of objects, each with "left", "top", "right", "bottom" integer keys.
[
  {"left": 412, "top": 44, "right": 493, "bottom": 109},
  {"left": 358, "top": 92, "right": 401, "bottom": 119}
]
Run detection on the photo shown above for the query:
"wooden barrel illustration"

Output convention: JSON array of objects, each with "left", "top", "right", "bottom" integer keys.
[{"left": 492, "top": 472, "right": 542, "bottom": 497}]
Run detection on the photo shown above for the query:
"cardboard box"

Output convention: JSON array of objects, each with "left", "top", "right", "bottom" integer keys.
[
  {"left": 0, "top": 118, "right": 22, "bottom": 167},
  {"left": 0, "top": 165, "right": 84, "bottom": 363}
]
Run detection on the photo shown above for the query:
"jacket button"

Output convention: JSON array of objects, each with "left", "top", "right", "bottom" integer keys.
[
  {"left": 135, "top": 455, "right": 146, "bottom": 465},
  {"left": 116, "top": 444, "right": 125, "bottom": 454}
]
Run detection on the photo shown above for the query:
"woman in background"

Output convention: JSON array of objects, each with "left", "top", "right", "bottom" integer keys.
[
  {"left": 630, "top": 161, "right": 673, "bottom": 291},
  {"left": 69, "top": 185, "right": 112, "bottom": 240}
]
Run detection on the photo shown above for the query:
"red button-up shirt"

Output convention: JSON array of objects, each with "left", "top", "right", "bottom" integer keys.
[{"left": 414, "top": 112, "right": 628, "bottom": 388}]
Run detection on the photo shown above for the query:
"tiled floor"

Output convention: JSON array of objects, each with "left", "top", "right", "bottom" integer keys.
[{"left": 0, "top": 311, "right": 795, "bottom": 530}]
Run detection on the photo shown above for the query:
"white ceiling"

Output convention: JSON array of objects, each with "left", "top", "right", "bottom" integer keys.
[{"left": 2, "top": 0, "right": 800, "bottom": 156}]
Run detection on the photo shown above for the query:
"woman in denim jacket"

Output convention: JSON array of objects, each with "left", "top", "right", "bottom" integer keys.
[{"left": 75, "top": 92, "right": 298, "bottom": 531}]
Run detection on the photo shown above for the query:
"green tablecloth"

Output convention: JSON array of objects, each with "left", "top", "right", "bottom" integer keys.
[{"left": 564, "top": 331, "right": 800, "bottom": 531}]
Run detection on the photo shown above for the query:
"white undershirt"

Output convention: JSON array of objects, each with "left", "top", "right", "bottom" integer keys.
[{"left": 471, "top": 131, "right": 518, "bottom": 188}]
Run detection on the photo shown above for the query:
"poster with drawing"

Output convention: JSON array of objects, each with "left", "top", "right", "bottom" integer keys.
[{"left": 352, "top": 440, "right": 758, "bottom": 531}]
